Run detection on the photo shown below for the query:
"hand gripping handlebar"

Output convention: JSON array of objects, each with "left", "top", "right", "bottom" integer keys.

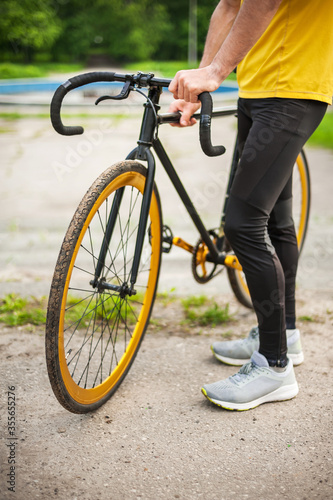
[{"left": 50, "top": 71, "right": 226, "bottom": 157}]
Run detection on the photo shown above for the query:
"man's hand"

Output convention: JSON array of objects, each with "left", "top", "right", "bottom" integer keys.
[
  {"left": 169, "top": 65, "right": 222, "bottom": 103},
  {"left": 168, "top": 99, "right": 201, "bottom": 127}
]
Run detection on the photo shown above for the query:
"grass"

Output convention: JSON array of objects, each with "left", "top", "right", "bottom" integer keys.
[
  {"left": 308, "top": 111, "right": 333, "bottom": 150},
  {"left": 0, "top": 294, "right": 47, "bottom": 326},
  {"left": 0, "top": 62, "right": 84, "bottom": 79},
  {"left": 0, "top": 61, "right": 237, "bottom": 81},
  {"left": 181, "top": 295, "right": 232, "bottom": 327},
  {"left": 0, "top": 126, "right": 14, "bottom": 133},
  {"left": 298, "top": 315, "right": 314, "bottom": 322},
  {"left": 0, "top": 292, "right": 144, "bottom": 328},
  {"left": 0, "top": 292, "right": 233, "bottom": 330},
  {"left": 124, "top": 60, "right": 197, "bottom": 78},
  {"left": 124, "top": 60, "right": 237, "bottom": 81}
]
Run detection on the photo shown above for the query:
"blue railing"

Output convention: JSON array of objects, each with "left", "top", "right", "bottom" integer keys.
[{"left": 0, "top": 79, "right": 238, "bottom": 95}]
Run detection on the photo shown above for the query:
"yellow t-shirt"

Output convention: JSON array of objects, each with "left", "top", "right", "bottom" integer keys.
[{"left": 237, "top": 0, "right": 333, "bottom": 104}]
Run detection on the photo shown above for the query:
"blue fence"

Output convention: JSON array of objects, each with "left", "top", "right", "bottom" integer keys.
[{"left": 0, "top": 79, "right": 238, "bottom": 95}]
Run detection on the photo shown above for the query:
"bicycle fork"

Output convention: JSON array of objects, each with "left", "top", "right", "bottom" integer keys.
[{"left": 90, "top": 89, "right": 160, "bottom": 297}]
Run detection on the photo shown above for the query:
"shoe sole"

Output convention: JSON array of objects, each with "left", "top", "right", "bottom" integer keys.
[
  {"left": 212, "top": 347, "right": 304, "bottom": 367},
  {"left": 201, "top": 382, "right": 299, "bottom": 411}
]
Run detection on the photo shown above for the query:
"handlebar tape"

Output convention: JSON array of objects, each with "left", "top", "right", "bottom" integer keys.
[
  {"left": 198, "top": 92, "right": 226, "bottom": 157},
  {"left": 50, "top": 72, "right": 116, "bottom": 136}
]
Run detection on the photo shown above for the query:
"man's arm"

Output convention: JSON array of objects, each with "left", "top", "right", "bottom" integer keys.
[
  {"left": 170, "top": 0, "right": 240, "bottom": 126},
  {"left": 200, "top": 0, "right": 241, "bottom": 68},
  {"left": 170, "top": 0, "right": 283, "bottom": 106}
]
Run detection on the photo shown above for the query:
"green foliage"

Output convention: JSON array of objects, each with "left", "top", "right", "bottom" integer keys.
[
  {"left": 125, "top": 60, "right": 197, "bottom": 77},
  {"left": 0, "top": 294, "right": 46, "bottom": 326},
  {"left": 0, "top": 62, "right": 84, "bottom": 79},
  {"left": 0, "top": 0, "right": 62, "bottom": 61},
  {"left": 0, "top": 292, "right": 145, "bottom": 328},
  {"left": 308, "top": 112, "right": 333, "bottom": 150},
  {"left": 0, "top": 63, "right": 44, "bottom": 79},
  {"left": 181, "top": 296, "right": 232, "bottom": 327},
  {"left": 298, "top": 315, "right": 314, "bottom": 322},
  {"left": 181, "top": 295, "right": 208, "bottom": 309},
  {"left": 0, "top": 0, "right": 217, "bottom": 65},
  {"left": 65, "top": 292, "right": 145, "bottom": 329}
]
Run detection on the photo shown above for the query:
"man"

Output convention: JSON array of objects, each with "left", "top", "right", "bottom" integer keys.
[{"left": 169, "top": 0, "right": 332, "bottom": 410}]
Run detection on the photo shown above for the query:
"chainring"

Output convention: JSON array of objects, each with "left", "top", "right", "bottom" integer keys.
[{"left": 191, "top": 229, "right": 223, "bottom": 284}]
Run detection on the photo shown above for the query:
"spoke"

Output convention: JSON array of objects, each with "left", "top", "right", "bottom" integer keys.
[
  {"left": 64, "top": 292, "right": 96, "bottom": 350},
  {"left": 80, "top": 243, "right": 119, "bottom": 283},
  {"left": 67, "top": 293, "right": 133, "bottom": 387},
  {"left": 64, "top": 292, "right": 118, "bottom": 334},
  {"left": 70, "top": 297, "right": 97, "bottom": 379},
  {"left": 73, "top": 265, "right": 96, "bottom": 277},
  {"left": 83, "top": 293, "right": 98, "bottom": 388},
  {"left": 59, "top": 177, "right": 158, "bottom": 391},
  {"left": 126, "top": 298, "right": 140, "bottom": 323},
  {"left": 65, "top": 292, "right": 95, "bottom": 312},
  {"left": 87, "top": 225, "right": 96, "bottom": 274},
  {"left": 108, "top": 302, "right": 122, "bottom": 374},
  {"left": 68, "top": 286, "right": 97, "bottom": 294},
  {"left": 92, "top": 295, "right": 123, "bottom": 387},
  {"left": 102, "top": 188, "right": 141, "bottom": 283},
  {"left": 66, "top": 293, "right": 119, "bottom": 364}
]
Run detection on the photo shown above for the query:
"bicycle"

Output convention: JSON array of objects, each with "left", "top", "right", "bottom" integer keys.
[{"left": 46, "top": 71, "right": 310, "bottom": 413}]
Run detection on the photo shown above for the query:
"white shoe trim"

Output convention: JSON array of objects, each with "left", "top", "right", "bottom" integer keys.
[
  {"left": 288, "top": 351, "right": 304, "bottom": 366},
  {"left": 213, "top": 352, "right": 251, "bottom": 366},
  {"left": 205, "top": 382, "right": 299, "bottom": 411}
]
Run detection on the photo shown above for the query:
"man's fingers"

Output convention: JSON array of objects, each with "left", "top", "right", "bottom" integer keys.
[
  {"left": 168, "top": 99, "right": 200, "bottom": 127},
  {"left": 169, "top": 76, "right": 179, "bottom": 99}
]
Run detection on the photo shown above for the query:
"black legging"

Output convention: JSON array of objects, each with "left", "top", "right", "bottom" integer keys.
[{"left": 224, "top": 97, "right": 327, "bottom": 366}]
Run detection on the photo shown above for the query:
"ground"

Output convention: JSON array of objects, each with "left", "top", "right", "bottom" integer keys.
[{"left": 0, "top": 88, "right": 332, "bottom": 499}]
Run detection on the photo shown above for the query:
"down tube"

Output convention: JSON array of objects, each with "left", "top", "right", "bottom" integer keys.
[{"left": 152, "top": 138, "right": 219, "bottom": 261}]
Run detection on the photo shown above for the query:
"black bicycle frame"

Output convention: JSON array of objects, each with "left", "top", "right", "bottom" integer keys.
[{"left": 93, "top": 88, "right": 238, "bottom": 293}]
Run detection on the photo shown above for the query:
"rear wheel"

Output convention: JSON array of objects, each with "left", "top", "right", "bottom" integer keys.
[
  {"left": 46, "top": 161, "right": 162, "bottom": 413},
  {"left": 227, "top": 151, "right": 310, "bottom": 309}
]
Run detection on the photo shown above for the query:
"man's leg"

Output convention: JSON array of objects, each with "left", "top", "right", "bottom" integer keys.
[
  {"left": 202, "top": 97, "right": 327, "bottom": 410},
  {"left": 212, "top": 173, "right": 302, "bottom": 366},
  {"left": 267, "top": 176, "right": 298, "bottom": 331},
  {"left": 224, "top": 97, "right": 327, "bottom": 366}
]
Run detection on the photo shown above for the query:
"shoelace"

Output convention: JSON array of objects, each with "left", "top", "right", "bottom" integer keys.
[{"left": 231, "top": 361, "right": 260, "bottom": 383}]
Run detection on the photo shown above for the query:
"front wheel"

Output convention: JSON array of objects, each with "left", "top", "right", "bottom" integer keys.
[
  {"left": 46, "top": 161, "right": 162, "bottom": 413},
  {"left": 227, "top": 150, "right": 310, "bottom": 309}
]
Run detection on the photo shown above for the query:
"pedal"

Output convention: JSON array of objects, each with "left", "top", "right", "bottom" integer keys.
[{"left": 162, "top": 225, "right": 173, "bottom": 253}]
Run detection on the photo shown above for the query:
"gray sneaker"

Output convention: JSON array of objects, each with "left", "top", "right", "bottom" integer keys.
[
  {"left": 212, "top": 326, "right": 304, "bottom": 366},
  {"left": 202, "top": 351, "right": 299, "bottom": 411}
]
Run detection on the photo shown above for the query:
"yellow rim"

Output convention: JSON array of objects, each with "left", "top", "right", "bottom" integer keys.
[
  {"left": 234, "top": 153, "right": 308, "bottom": 298},
  {"left": 58, "top": 171, "right": 161, "bottom": 405},
  {"left": 295, "top": 153, "right": 308, "bottom": 247}
]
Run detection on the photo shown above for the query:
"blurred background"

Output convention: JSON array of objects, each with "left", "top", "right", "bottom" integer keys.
[
  {"left": 0, "top": 0, "right": 332, "bottom": 306},
  {"left": 0, "top": 0, "right": 227, "bottom": 78}
]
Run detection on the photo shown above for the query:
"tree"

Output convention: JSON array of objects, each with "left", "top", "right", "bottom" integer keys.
[{"left": 0, "top": 0, "right": 61, "bottom": 62}]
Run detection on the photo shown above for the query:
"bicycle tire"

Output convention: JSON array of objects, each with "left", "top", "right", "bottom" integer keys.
[
  {"left": 46, "top": 161, "right": 162, "bottom": 413},
  {"left": 227, "top": 150, "right": 311, "bottom": 309}
]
